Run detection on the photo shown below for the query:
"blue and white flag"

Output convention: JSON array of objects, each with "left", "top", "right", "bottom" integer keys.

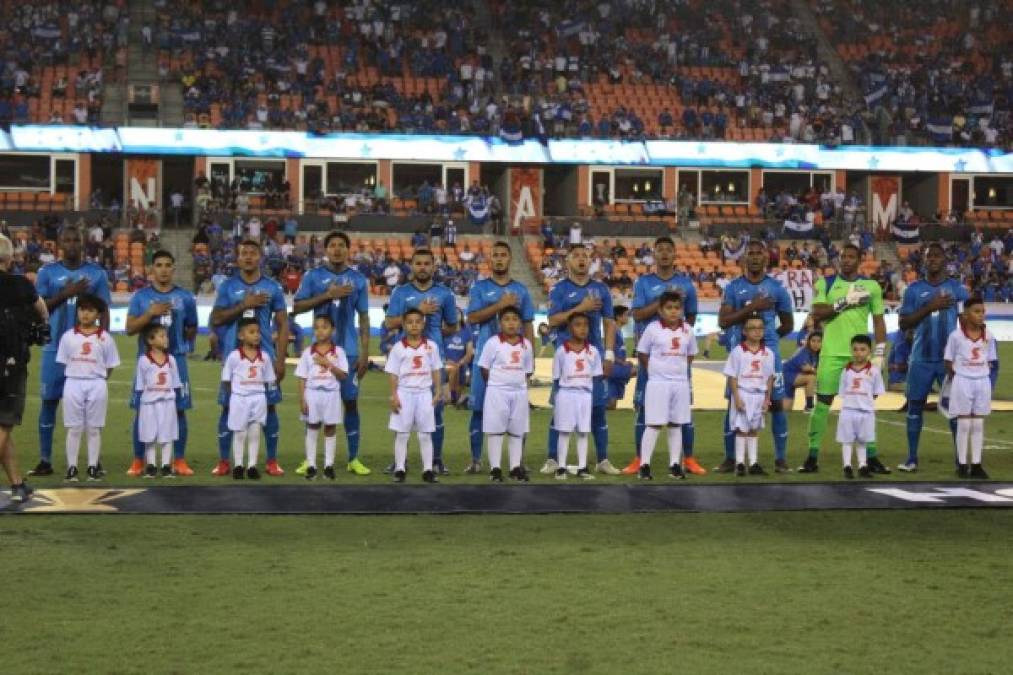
[
  {"left": 865, "top": 84, "right": 889, "bottom": 105},
  {"left": 926, "top": 117, "right": 953, "bottom": 142},
  {"left": 891, "top": 220, "right": 920, "bottom": 243},
  {"left": 556, "top": 20, "right": 587, "bottom": 38},
  {"left": 968, "top": 101, "right": 995, "bottom": 116},
  {"left": 783, "top": 219, "right": 814, "bottom": 233},
  {"left": 466, "top": 195, "right": 490, "bottom": 225}
]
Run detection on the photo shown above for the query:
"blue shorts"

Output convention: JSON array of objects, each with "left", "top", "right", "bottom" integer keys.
[
  {"left": 782, "top": 369, "right": 798, "bottom": 394},
  {"left": 219, "top": 381, "right": 283, "bottom": 407},
  {"left": 906, "top": 361, "right": 946, "bottom": 401},
  {"left": 607, "top": 378, "right": 627, "bottom": 401},
  {"left": 39, "top": 350, "right": 65, "bottom": 401},
  {"left": 341, "top": 358, "right": 361, "bottom": 401}
]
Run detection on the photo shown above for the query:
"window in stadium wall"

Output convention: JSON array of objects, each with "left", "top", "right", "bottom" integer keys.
[
  {"left": 0, "top": 155, "right": 51, "bottom": 190},
  {"left": 972, "top": 176, "right": 1013, "bottom": 209},
  {"left": 54, "top": 159, "right": 76, "bottom": 194},
  {"left": 700, "top": 170, "right": 749, "bottom": 204},
  {"left": 325, "top": 162, "right": 377, "bottom": 196},
  {"left": 762, "top": 171, "right": 833, "bottom": 196},
  {"left": 303, "top": 165, "right": 323, "bottom": 201},
  {"left": 234, "top": 160, "right": 286, "bottom": 193},
  {"left": 392, "top": 163, "right": 442, "bottom": 198},
  {"left": 614, "top": 169, "right": 663, "bottom": 202}
]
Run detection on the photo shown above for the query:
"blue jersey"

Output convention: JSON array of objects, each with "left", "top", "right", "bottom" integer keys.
[
  {"left": 720, "top": 275, "right": 792, "bottom": 354},
  {"left": 631, "top": 273, "right": 699, "bottom": 338},
  {"left": 783, "top": 345, "right": 819, "bottom": 384},
  {"left": 386, "top": 282, "right": 458, "bottom": 356},
  {"left": 548, "top": 278, "right": 614, "bottom": 352},
  {"left": 467, "top": 278, "right": 536, "bottom": 359},
  {"left": 614, "top": 326, "right": 628, "bottom": 363},
  {"left": 445, "top": 324, "right": 473, "bottom": 363},
  {"left": 213, "top": 274, "right": 287, "bottom": 359},
  {"left": 35, "top": 261, "right": 111, "bottom": 352},
  {"left": 899, "top": 278, "right": 969, "bottom": 363},
  {"left": 294, "top": 264, "right": 369, "bottom": 360},
  {"left": 127, "top": 285, "right": 198, "bottom": 356}
]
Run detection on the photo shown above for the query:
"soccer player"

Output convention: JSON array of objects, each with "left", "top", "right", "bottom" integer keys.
[
  {"left": 800, "top": 244, "right": 889, "bottom": 473},
  {"left": 385, "top": 249, "right": 458, "bottom": 474},
  {"left": 465, "top": 241, "right": 535, "bottom": 472},
  {"left": 55, "top": 294, "right": 120, "bottom": 482},
  {"left": 210, "top": 240, "right": 288, "bottom": 477},
  {"left": 221, "top": 319, "right": 276, "bottom": 480},
  {"left": 896, "top": 242, "right": 968, "bottom": 471},
  {"left": 477, "top": 306, "right": 534, "bottom": 482},
  {"left": 125, "top": 250, "right": 198, "bottom": 477},
  {"left": 723, "top": 317, "right": 775, "bottom": 476},
  {"left": 552, "top": 313, "right": 603, "bottom": 480},
  {"left": 886, "top": 329, "right": 912, "bottom": 395},
  {"left": 30, "top": 226, "right": 111, "bottom": 477},
  {"left": 134, "top": 324, "right": 182, "bottom": 478},
  {"left": 635, "top": 292, "right": 696, "bottom": 480},
  {"left": 782, "top": 331, "right": 821, "bottom": 411},
  {"left": 385, "top": 308, "right": 444, "bottom": 483},
  {"left": 292, "top": 231, "right": 371, "bottom": 476},
  {"left": 606, "top": 305, "right": 636, "bottom": 410},
  {"left": 445, "top": 310, "right": 474, "bottom": 407},
  {"left": 294, "top": 315, "right": 349, "bottom": 481},
  {"left": 625, "top": 236, "right": 704, "bottom": 475},
  {"left": 540, "top": 245, "right": 621, "bottom": 476},
  {"left": 716, "top": 241, "right": 794, "bottom": 473},
  {"left": 944, "top": 298, "right": 995, "bottom": 478},
  {"left": 837, "top": 335, "right": 885, "bottom": 479}
]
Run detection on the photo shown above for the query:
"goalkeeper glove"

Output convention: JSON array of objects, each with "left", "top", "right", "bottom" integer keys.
[
  {"left": 871, "top": 343, "right": 886, "bottom": 371},
  {"left": 833, "top": 284, "right": 871, "bottom": 313}
]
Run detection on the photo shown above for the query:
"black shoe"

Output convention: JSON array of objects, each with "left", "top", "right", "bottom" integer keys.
[
  {"left": 29, "top": 460, "right": 53, "bottom": 477},
  {"left": 10, "top": 482, "right": 34, "bottom": 503},
  {"left": 86, "top": 465, "right": 101, "bottom": 482},
  {"left": 489, "top": 467, "right": 504, "bottom": 482},
  {"left": 305, "top": 466, "right": 318, "bottom": 480},
  {"left": 970, "top": 464, "right": 989, "bottom": 479},
  {"left": 509, "top": 466, "right": 530, "bottom": 482},
  {"left": 160, "top": 465, "right": 174, "bottom": 478},
  {"left": 858, "top": 465, "right": 873, "bottom": 478},
  {"left": 246, "top": 466, "right": 260, "bottom": 480},
  {"left": 797, "top": 456, "right": 819, "bottom": 473},
  {"left": 323, "top": 465, "right": 336, "bottom": 480},
  {"left": 232, "top": 465, "right": 245, "bottom": 480},
  {"left": 669, "top": 463, "right": 685, "bottom": 480},
  {"left": 144, "top": 464, "right": 158, "bottom": 479},
  {"left": 867, "top": 456, "right": 891, "bottom": 474},
  {"left": 843, "top": 466, "right": 855, "bottom": 479},
  {"left": 434, "top": 460, "right": 450, "bottom": 476},
  {"left": 639, "top": 463, "right": 652, "bottom": 480},
  {"left": 774, "top": 459, "right": 791, "bottom": 473},
  {"left": 748, "top": 463, "right": 767, "bottom": 476},
  {"left": 713, "top": 458, "right": 736, "bottom": 473},
  {"left": 735, "top": 463, "right": 746, "bottom": 476},
  {"left": 64, "top": 466, "right": 79, "bottom": 482},
  {"left": 554, "top": 467, "right": 568, "bottom": 480},
  {"left": 95, "top": 462, "right": 107, "bottom": 477},
  {"left": 422, "top": 470, "right": 437, "bottom": 483},
  {"left": 957, "top": 463, "right": 970, "bottom": 478},
  {"left": 576, "top": 467, "right": 593, "bottom": 480},
  {"left": 393, "top": 469, "right": 406, "bottom": 483}
]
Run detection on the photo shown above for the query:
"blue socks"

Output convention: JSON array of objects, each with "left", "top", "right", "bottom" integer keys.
[
  {"left": 38, "top": 399, "right": 59, "bottom": 462},
  {"left": 345, "top": 406, "right": 360, "bottom": 460},
  {"left": 264, "top": 407, "right": 280, "bottom": 461},
  {"left": 547, "top": 419, "right": 558, "bottom": 460},
  {"left": 634, "top": 406, "right": 645, "bottom": 458},
  {"left": 132, "top": 415, "right": 145, "bottom": 460},
  {"left": 906, "top": 400, "right": 925, "bottom": 464},
  {"left": 591, "top": 405, "right": 608, "bottom": 463},
  {"left": 174, "top": 412, "right": 187, "bottom": 460},
  {"left": 723, "top": 409, "right": 735, "bottom": 461},
  {"left": 771, "top": 408, "right": 788, "bottom": 461},
  {"left": 217, "top": 409, "right": 231, "bottom": 461},
  {"left": 469, "top": 411, "right": 483, "bottom": 462},
  {"left": 682, "top": 421, "right": 695, "bottom": 458},
  {"left": 433, "top": 402, "right": 445, "bottom": 462}
]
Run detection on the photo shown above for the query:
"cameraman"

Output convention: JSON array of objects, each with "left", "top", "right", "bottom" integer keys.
[{"left": 0, "top": 234, "right": 48, "bottom": 502}]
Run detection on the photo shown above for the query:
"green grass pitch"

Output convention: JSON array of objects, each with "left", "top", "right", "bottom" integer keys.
[{"left": 3, "top": 336, "right": 1012, "bottom": 673}]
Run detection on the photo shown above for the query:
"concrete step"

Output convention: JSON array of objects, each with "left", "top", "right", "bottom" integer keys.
[{"left": 509, "top": 234, "right": 548, "bottom": 307}]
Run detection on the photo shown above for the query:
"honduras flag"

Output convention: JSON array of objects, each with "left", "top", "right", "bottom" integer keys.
[
  {"left": 926, "top": 116, "right": 954, "bottom": 142},
  {"left": 556, "top": 20, "right": 587, "bottom": 38},
  {"left": 891, "top": 220, "right": 920, "bottom": 243},
  {"left": 865, "top": 84, "right": 889, "bottom": 105},
  {"left": 467, "top": 194, "right": 490, "bottom": 225}
]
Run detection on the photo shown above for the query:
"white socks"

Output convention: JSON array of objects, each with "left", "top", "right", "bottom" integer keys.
[
  {"left": 841, "top": 443, "right": 867, "bottom": 468},
  {"left": 86, "top": 428, "right": 101, "bottom": 468},
  {"left": 507, "top": 434, "right": 523, "bottom": 469},
  {"left": 641, "top": 426, "right": 683, "bottom": 467},
  {"left": 418, "top": 433, "right": 433, "bottom": 472},
  {"left": 305, "top": 427, "right": 319, "bottom": 468},
  {"left": 971, "top": 418, "right": 983, "bottom": 464},
  {"left": 160, "top": 442, "right": 172, "bottom": 467},
  {"left": 735, "top": 436, "right": 745, "bottom": 465},
  {"left": 324, "top": 435, "right": 336, "bottom": 468},
  {"left": 394, "top": 432, "right": 434, "bottom": 472},
  {"left": 233, "top": 430, "right": 246, "bottom": 467},
  {"left": 667, "top": 426, "right": 683, "bottom": 467},
  {"left": 956, "top": 418, "right": 985, "bottom": 465},
  {"left": 556, "top": 432, "right": 589, "bottom": 468},
  {"left": 232, "top": 424, "right": 261, "bottom": 468},
  {"left": 575, "top": 433, "right": 588, "bottom": 468},
  {"left": 735, "top": 436, "right": 759, "bottom": 465},
  {"left": 145, "top": 442, "right": 172, "bottom": 467},
  {"left": 640, "top": 426, "right": 659, "bottom": 465},
  {"left": 66, "top": 427, "right": 83, "bottom": 468},
  {"left": 488, "top": 434, "right": 504, "bottom": 469}
]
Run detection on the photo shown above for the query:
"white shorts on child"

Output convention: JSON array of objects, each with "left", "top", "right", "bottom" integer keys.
[
  {"left": 63, "top": 378, "right": 109, "bottom": 428},
  {"left": 228, "top": 393, "right": 267, "bottom": 431},
  {"left": 138, "top": 399, "right": 179, "bottom": 444},
  {"left": 389, "top": 388, "right": 435, "bottom": 433},
  {"left": 303, "top": 388, "right": 344, "bottom": 426},
  {"left": 948, "top": 375, "right": 991, "bottom": 416},
  {"left": 483, "top": 387, "right": 530, "bottom": 435},
  {"left": 835, "top": 407, "right": 876, "bottom": 444},
  {"left": 553, "top": 388, "right": 592, "bottom": 433},
  {"left": 729, "top": 390, "right": 767, "bottom": 433},
  {"left": 644, "top": 380, "right": 691, "bottom": 426}
]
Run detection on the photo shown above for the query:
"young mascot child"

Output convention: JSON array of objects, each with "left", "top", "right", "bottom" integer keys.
[
  {"left": 295, "top": 315, "right": 349, "bottom": 480},
  {"left": 723, "top": 316, "right": 775, "bottom": 476},
  {"left": 134, "top": 324, "right": 182, "bottom": 478},
  {"left": 552, "top": 312, "right": 603, "bottom": 480},
  {"left": 944, "top": 298, "right": 996, "bottom": 478},
  {"left": 837, "top": 335, "right": 885, "bottom": 479},
  {"left": 221, "top": 318, "right": 277, "bottom": 480}
]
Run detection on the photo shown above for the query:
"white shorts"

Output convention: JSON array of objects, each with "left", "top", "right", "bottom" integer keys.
[
  {"left": 553, "top": 388, "right": 592, "bottom": 433},
  {"left": 63, "top": 378, "right": 108, "bottom": 429},
  {"left": 228, "top": 393, "right": 268, "bottom": 432},
  {"left": 303, "top": 387, "right": 344, "bottom": 426},
  {"left": 389, "top": 388, "right": 435, "bottom": 433},
  {"left": 729, "top": 390, "right": 767, "bottom": 433},
  {"left": 483, "top": 387, "right": 530, "bottom": 436},
  {"left": 949, "top": 375, "right": 991, "bottom": 416},
  {"left": 644, "top": 380, "right": 691, "bottom": 426},
  {"left": 836, "top": 408, "right": 876, "bottom": 444},
  {"left": 138, "top": 399, "right": 179, "bottom": 444}
]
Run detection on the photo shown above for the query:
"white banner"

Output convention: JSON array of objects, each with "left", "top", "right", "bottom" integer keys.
[
  {"left": 783, "top": 219, "right": 813, "bottom": 233},
  {"left": 774, "top": 269, "right": 815, "bottom": 312}
]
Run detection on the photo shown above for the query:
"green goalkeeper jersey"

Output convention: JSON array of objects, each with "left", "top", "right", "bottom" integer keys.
[{"left": 813, "top": 275, "right": 884, "bottom": 358}]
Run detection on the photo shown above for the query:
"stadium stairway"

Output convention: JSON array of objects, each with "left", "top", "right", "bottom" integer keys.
[
  {"left": 874, "top": 241, "right": 901, "bottom": 272},
  {"left": 158, "top": 226, "right": 196, "bottom": 290},
  {"left": 473, "top": 0, "right": 508, "bottom": 97},
  {"left": 510, "top": 234, "right": 548, "bottom": 308}
]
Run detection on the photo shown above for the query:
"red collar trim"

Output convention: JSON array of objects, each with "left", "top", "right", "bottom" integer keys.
[
  {"left": 499, "top": 333, "right": 523, "bottom": 346},
  {"left": 660, "top": 319, "right": 683, "bottom": 331},
  {"left": 74, "top": 326, "right": 102, "bottom": 337},
  {"left": 312, "top": 343, "right": 336, "bottom": 356},
  {"left": 402, "top": 337, "right": 425, "bottom": 349},
  {"left": 847, "top": 362, "right": 872, "bottom": 373},
  {"left": 564, "top": 340, "right": 589, "bottom": 353},
  {"left": 959, "top": 320, "right": 986, "bottom": 343},
  {"left": 146, "top": 351, "right": 169, "bottom": 367},
  {"left": 240, "top": 348, "right": 264, "bottom": 362},
  {"left": 741, "top": 342, "right": 766, "bottom": 355}
]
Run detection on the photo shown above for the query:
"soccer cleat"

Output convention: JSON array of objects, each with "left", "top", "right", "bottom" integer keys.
[
  {"left": 638, "top": 463, "right": 653, "bottom": 481},
  {"left": 509, "top": 466, "right": 530, "bottom": 482},
  {"left": 246, "top": 466, "right": 261, "bottom": 480},
  {"left": 970, "top": 464, "right": 989, "bottom": 479},
  {"left": 541, "top": 459, "right": 560, "bottom": 475},
  {"left": 702, "top": 350, "right": 711, "bottom": 359},
  {"left": 596, "top": 459, "right": 621, "bottom": 475},
  {"left": 212, "top": 460, "right": 231, "bottom": 476},
  {"left": 713, "top": 458, "right": 736, "bottom": 474},
  {"left": 393, "top": 470, "right": 406, "bottom": 483},
  {"left": 867, "top": 456, "right": 891, "bottom": 474},
  {"left": 383, "top": 461, "right": 406, "bottom": 474},
  {"left": 172, "top": 459, "right": 194, "bottom": 476},
  {"left": 160, "top": 465, "right": 174, "bottom": 478},
  {"left": 433, "top": 460, "right": 450, "bottom": 476},
  {"left": 347, "top": 459, "right": 371, "bottom": 476},
  {"left": 323, "top": 466, "right": 336, "bottom": 480},
  {"left": 305, "top": 466, "right": 318, "bottom": 480},
  {"left": 126, "top": 458, "right": 145, "bottom": 477},
  {"left": 265, "top": 460, "right": 284, "bottom": 476},
  {"left": 28, "top": 460, "right": 54, "bottom": 477},
  {"left": 143, "top": 464, "right": 158, "bottom": 479},
  {"left": 87, "top": 466, "right": 102, "bottom": 482},
  {"left": 232, "top": 465, "right": 245, "bottom": 480},
  {"left": 64, "top": 466, "right": 79, "bottom": 482},
  {"left": 554, "top": 467, "right": 568, "bottom": 480},
  {"left": 956, "top": 464, "right": 970, "bottom": 478},
  {"left": 10, "top": 482, "right": 34, "bottom": 503},
  {"left": 576, "top": 467, "right": 595, "bottom": 480},
  {"left": 489, "top": 467, "right": 504, "bottom": 482},
  {"left": 422, "top": 470, "right": 438, "bottom": 483},
  {"left": 843, "top": 466, "right": 855, "bottom": 479},
  {"left": 774, "top": 459, "right": 791, "bottom": 473},
  {"left": 748, "top": 463, "right": 767, "bottom": 476},
  {"left": 95, "top": 462, "right": 107, "bottom": 477},
  {"left": 294, "top": 460, "right": 309, "bottom": 476},
  {"left": 735, "top": 463, "right": 746, "bottom": 477},
  {"left": 797, "top": 456, "right": 819, "bottom": 473},
  {"left": 858, "top": 465, "right": 873, "bottom": 479},
  {"left": 620, "top": 457, "right": 642, "bottom": 475},
  {"left": 897, "top": 461, "right": 918, "bottom": 473},
  {"left": 669, "top": 463, "right": 686, "bottom": 480},
  {"left": 683, "top": 457, "right": 707, "bottom": 476},
  {"left": 463, "top": 460, "right": 482, "bottom": 474}
]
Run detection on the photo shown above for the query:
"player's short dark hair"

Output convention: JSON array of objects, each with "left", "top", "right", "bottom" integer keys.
[
  {"left": 324, "top": 231, "right": 350, "bottom": 248},
  {"left": 658, "top": 290, "right": 683, "bottom": 307},
  {"left": 151, "top": 249, "right": 175, "bottom": 264},
  {"left": 965, "top": 296, "right": 985, "bottom": 310},
  {"left": 143, "top": 323, "right": 167, "bottom": 343},
  {"left": 614, "top": 305, "right": 630, "bottom": 317},
  {"left": 411, "top": 248, "right": 434, "bottom": 260},
  {"left": 746, "top": 239, "right": 767, "bottom": 251},
  {"left": 925, "top": 241, "right": 945, "bottom": 255},
  {"left": 403, "top": 307, "right": 425, "bottom": 321},
  {"left": 851, "top": 334, "right": 872, "bottom": 347},
  {"left": 492, "top": 241, "right": 512, "bottom": 254},
  {"left": 237, "top": 317, "right": 259, "bottom": 331},
  {"left": 841, "top": 243, "right": 862, "bottom": 256},
  {"left": 312, "top": 313, "right": 335, "bottom": 327},
  {"left": 744, "top": 315, "right": 765, "bottom": 327},
  {"left": 568, "top": 311, "right": 590, "bottom": 325},
  {"left": 654, "top": 236, "right": 675, "bottom": 248},
  {"left": 498, "top": 305, "right": 522, "bottom": 321},
  {"left": 75, "top": 293, "right": 106, "bottom": 314},
  {"left": 808, "top": 330, "right": 823, "bottom": 339},
  {"left": 567, "top": 243, "right": 589, "bottom": 254},
  {"left": 239, "top": 239, "right": 262, "bottom": 251}
]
